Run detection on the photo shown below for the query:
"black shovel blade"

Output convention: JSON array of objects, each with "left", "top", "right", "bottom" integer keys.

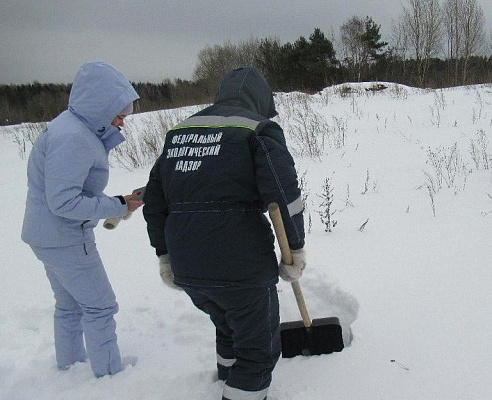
[{"left": 280, "top": 317, "right": 344, "bottom": 358}]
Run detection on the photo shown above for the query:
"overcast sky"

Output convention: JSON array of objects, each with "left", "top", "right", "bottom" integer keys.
[{"left": 1, "top": 0, "right": 491, "bottom": 85}]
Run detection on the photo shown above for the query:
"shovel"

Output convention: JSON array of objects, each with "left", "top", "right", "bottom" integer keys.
[{"left": 268, "top": 203, "right": 344, "bottom": 358}]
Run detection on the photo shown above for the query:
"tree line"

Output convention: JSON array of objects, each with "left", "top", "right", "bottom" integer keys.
[{"left": 1, "top": 0, "right": 490, "bottom": 126}]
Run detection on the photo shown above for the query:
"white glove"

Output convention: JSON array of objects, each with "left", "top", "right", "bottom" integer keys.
[
  {"left": 279, "top": 248, "right": 306, "bottom": 282},
  {"left": 159, "top": 255, "right": 182, "bottom": 290},
  {"left": 103, "top": 211, "right": 133, "bottom": 230},
  {"left": 121, "top": 211, "right": 133, "bottom": 220}
]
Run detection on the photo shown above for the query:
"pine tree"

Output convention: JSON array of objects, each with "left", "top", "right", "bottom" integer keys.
[{"left": 362, "top": 17, "right": 388, "bottom": 63}]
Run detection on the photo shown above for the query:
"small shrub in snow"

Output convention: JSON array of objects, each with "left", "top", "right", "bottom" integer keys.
[
  {"left": 329, "top": 116, "right": 348, "bottom": 149},
  {"left": 297, "top": 169, "right": 312, "bottom": 234},
  {"left": 11, "top": 122, "right": 46, "bottom": 159},
  {"left": 427, "top": 185, "right": 436, "bottom": 217},
  {"left": 111, "top": 107, "right": 204, "bottom": 170},
  {"left": 361, "top": 169, "right": 379, "bottom": 194},
  {"left": 358, "top": 218, "right": 369, "bottom": 231},
  {"left": 317, "top": 176, "right": 337, "bottom": 233},
  {"left": 469, "top": 129, "right": 490, "bottom": 170},
  {"left": 345, "top": 184, "right": 354, "bottom": 208},
  {"left": 425, "top": 143, "right": 468, "bottom": 193},
  {"left": 287, "top": 105, "right": 328, "bottom": 159},
  {"left": 482, "top": 193, "right": 492, "bottom": 216},
  {"left": 389, "top": 84, "right": 408, "bottom": 99}
]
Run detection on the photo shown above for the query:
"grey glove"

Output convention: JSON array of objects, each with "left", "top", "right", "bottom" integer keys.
[
  {"left": 159, "top": 255, "right": 182, "bottom": 290},
  {"left": 279, "top": 248, "right": 306, "bottom": 282}
]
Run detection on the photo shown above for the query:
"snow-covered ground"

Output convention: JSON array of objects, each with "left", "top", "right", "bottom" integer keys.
[{"left": 1, "top": 82, "right": 492, "bottom": 399}]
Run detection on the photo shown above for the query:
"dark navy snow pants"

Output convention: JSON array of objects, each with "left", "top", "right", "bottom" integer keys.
[{"left": 183, "top": 284, "right": 280, "bottom": 400}]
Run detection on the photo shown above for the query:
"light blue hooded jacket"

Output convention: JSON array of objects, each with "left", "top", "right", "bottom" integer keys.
[{"left": 22, "top": 61, "right": 139, "bottom": 247}]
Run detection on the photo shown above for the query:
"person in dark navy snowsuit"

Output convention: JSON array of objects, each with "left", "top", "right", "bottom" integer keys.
[{"left": 143, "top": 67, "right": 306, "bottom": 400}]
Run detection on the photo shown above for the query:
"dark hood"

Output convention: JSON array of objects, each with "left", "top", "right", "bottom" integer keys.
[{"left": 214, "top": 68, "right": 277, "bottom": 119}]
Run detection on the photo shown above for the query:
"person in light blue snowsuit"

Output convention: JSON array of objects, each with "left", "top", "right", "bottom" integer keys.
[{"left": 21, "top": 61, "right": 142, "bottom": 377}]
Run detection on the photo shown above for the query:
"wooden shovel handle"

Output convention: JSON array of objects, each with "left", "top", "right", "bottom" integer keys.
[{"left": 268, "top": 203, "right": 312, "bottom": 328}]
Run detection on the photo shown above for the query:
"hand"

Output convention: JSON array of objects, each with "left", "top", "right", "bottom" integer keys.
[
  {"left": 159, "top": 255, "right": 182, "bottom": 291},
  {"left": 279, "top": 248, "right": 306, "bottom": 282},
  {"left": 123, "top": 193, "right": 144, "bottom": 212}
]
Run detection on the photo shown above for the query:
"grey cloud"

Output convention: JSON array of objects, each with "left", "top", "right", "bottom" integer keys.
[{"left": 1, "top": 0, "right": 490, "bottom": 84}]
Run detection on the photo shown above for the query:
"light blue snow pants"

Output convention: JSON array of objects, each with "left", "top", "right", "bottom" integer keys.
[{"left": 31, "top": 242, "right": 122, "bottom": 377}]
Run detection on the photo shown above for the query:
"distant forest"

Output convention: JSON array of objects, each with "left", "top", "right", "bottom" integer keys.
[{"left": 2, "top": 1, "right": 492, "bottom": 125}]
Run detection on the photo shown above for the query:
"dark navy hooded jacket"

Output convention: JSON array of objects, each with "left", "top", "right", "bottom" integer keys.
[{"left": 143, "top": 68, "right": 304, "bottom": 287}]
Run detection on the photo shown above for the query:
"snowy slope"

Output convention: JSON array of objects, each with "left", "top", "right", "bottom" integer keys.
[{"left": 1, "top": 82, "right": 492, "bottom": 400}]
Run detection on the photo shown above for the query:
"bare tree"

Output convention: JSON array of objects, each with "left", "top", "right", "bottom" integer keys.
[
  {"left": 340, "top": 16, "right": 387, "bottom": 82},
  {"left": 444, "top": 0, "right": 462, "bottom": 84},
  {"left": 391, "top": 18, "right": 410, "bottom": 57},
  {"left": 193, "top": 37, "right": 262, "bottom": 96},
  {"left": 444, "top": 0, "right": 486, "bottom": 85},
  {"left": 340, "top": 16, "right": 366, "bottom": 81},
  {"left": 401, "top": 0, "right": 443, "bottom": 86},
  {"left": 390, "top": 18, "right": 411, "bottom": 80},
  {"left": 460, "top": 0, "right": 486, "bottom": 83}
]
